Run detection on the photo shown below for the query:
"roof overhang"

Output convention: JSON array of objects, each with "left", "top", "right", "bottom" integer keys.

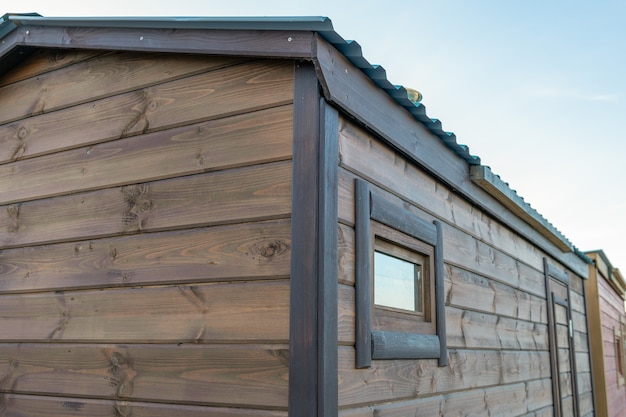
[
  {"left": 0, "top": 13, "right": 589, "bottom": 277},
  {"left": 586, "top": 250, "right": 626, "bottom": 298}
]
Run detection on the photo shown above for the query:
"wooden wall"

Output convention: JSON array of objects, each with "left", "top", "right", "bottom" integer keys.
[
  {"left": 0, "top": 49, "right": 294, "bottom": 415},
  {"left": 586, "top": 252, "right": 626, "bottom": 417},
  {"left": 335, "top": 116, "right": 593, "bottom": 416}
]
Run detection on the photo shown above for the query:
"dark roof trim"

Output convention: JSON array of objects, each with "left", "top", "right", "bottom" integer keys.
[
  {"left": 470, "top": 165, "right": 592, "bottom": 266},
  {"left": 1, "top": 13, "right": 479, "bottom": 166},
  {"left": 1, "top": 13, "right": 588, "bottom": 271}
]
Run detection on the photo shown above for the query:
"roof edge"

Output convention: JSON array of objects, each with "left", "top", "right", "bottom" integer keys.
[
  {"left": 0, "top": 12, "right": 584, "bottom": 265},
  {"left": 470, "top": 165, "right": 590, "bottom": 263}
]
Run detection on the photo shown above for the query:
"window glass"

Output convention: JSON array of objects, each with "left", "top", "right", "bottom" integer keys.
[{"left": 374, "top": 250, "right": 421, "bottom": 312}]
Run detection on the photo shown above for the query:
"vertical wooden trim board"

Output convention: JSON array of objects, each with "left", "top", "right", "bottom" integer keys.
[
  {"left": 317, "top": 99, "right": 339, "bottom": 417},
  {"left": 289, "top": 61, "right": 339, "bottom": 417},
  {"left": 433, "top": 220, "right": 447, "bottom": 367},
  {"left": 544, "top": 258, "right": 561, "bottom": 417},
  {"left": 582, "top": 282, "right": 598, "bottom": 417},
  {"left": 354, "top": 179, "right": 372, "bottom": 369}
]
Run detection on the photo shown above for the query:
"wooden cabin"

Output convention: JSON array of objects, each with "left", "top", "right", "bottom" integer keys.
[
  {"left": 0, "top": 13, "right": 596, "bottom": 416},
  {"left": 585, "top": 250, "right": 626, "bottom": 417}
]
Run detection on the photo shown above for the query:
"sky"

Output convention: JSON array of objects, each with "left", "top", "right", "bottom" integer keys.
[{"left": 4, "top": 0, "right": 625, "bottom": 273}]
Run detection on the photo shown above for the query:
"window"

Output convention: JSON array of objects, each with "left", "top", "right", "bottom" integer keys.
[
  {"left": 374, "top": 245, "right": 423, "bottom": 313},
  {"left": 355, "top": 179, "right": 447, "bottom": 368},
  {"left": 617, "top": 321, "right": 626, "bottom": 386}
]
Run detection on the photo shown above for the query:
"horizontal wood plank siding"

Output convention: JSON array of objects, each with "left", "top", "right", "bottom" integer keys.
[
  {"left": 0, "top": 51, "right": 295, "bottom": 412},
  {"left": 0, "top": 394, "right": 289, "bottom": 417},
  {"left": 335, "top": 115, "right": 592, "bottom": 415},
  {"left": 0, "top": 344, "right": 289, "bottom": 407},
  {"left": 586, "top": 252, "right": 626, "bottom": 417}
]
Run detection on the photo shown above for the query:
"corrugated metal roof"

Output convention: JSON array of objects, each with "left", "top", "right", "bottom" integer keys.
[
  {"left": 0, "top": 13, "right": 479, "bottom": 165},
  {"left": 1, "top": 13, "right": 589, "bottom": 261}
]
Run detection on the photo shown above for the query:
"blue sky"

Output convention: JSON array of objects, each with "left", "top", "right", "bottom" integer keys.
[{"left": 4, "top": 0, "right": 625, "bottom": 272}]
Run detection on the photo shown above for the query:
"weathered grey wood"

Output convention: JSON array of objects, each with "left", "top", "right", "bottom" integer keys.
[
  {"left": 0, "top": 25, "right": 315, "bottom": 61},
  {"left": 445, "top": 264, "right": 548, "bottom": 324},
  {"left": 0, "top": 219, "right": 290, "bottom": 293},
  {"left": 369, "top": 192, "right": 437, "bottom": 246},
  {"left": 317, "top": 99, "right": 340, "bottom": 417},
  {"left": 329, "top": 90, "right": 586, "bottom": 277},
  {"left": 0, "top": 161, "right": 292, "bottom": 248},
  {"left": 434, "top": 220, "right": 447, "bottom": 366},
  {"left": 0, "top": 51, "right": 247, "bottom": 124},
  {"left": 0, "top": 48, "right": 104, "bottom": 87},
  {"left": 289, "top": 62, "right": 326, "bottom": 417},
  {"left": 338, "top": 346, "right": 550, "bottom": 407},
  {"left": 338, "top": 168, "right": 547, "bottom": 298},
  {"left": 547, "top": 261, "right": 570, "bottom": 284},
  {"left": 0, "top": 394, "right": 289, "bottom": 416},
  {"left": 445, "top": 306, "right": 549, "bottom": 350},
  {"left": 470, "top": 165, "right": 571, "bottom": 252},
  {"left": 0, "top": 343, "right": 289, "bottom": 408},
  {"left": 0, "top": 80, "right": 293, "bottom": 165},
  {"left": 371, "top": 330, "right": 440, "bottom": 360},
  {"left": 0, "top": 280, "right": 289, "bottom": 343},
  {"left": 354, "top": 179, "right": 371, "bottom": 368},
  {"left": 0, "top": 73, "right": 294, "bottom": 205}
]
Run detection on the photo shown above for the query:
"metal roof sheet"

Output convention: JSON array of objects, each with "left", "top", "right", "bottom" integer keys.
[
  {"left": 0, "top": 13, "right": 479, "bottom": 165},
  {"left": 0, "top": 13, "right": 589, "bottom": 261}
]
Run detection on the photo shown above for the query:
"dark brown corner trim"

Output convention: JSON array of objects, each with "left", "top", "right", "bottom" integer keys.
[{"left": 289, "top": 61, "right": 339, "bottom": 417}]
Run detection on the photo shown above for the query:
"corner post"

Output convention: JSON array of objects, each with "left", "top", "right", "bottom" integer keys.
[{"left": 289, "top": 60, "right": 339, "bottom": 417}]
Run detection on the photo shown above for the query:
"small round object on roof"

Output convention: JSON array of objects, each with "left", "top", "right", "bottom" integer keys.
[{"left": 405, "top": 87, "right": 422, "bottom": 103}]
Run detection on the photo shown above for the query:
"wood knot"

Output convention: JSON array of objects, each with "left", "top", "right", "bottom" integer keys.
[
  {"left": 51, "top": 50, "right": 69, "bottom": 62},
  {"left": 110, "top": 352, "right": 126, "bottom": 367},
  {"left": 147, "top": 100, "right": 159, "bottom": 112},
  {"left": 269, "top": 349, "right": 289, "bottom": 367},
  {"left": 17, "top": 127, "right": 29, "bottom": 140},
  {"left": 121, "top": 184, "right": 153, "bottom": 231},
  {"left": 6, "top": 205, "right": 20, "bottom": 233},
  {"left": 258, "top": 240, "right": 289, "bottom": 259}
]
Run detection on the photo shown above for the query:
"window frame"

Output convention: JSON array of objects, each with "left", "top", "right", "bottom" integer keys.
[
  {"left": 372, "top": 222, "right": 435, "bottom": 335},
  {"left": 617, "top": 321, "right": 626, "bottom": 387},
  {"left": 355, "top": 179, "right": 447, "bottom": 368}
]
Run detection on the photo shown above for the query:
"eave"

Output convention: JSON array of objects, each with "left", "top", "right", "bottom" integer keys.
[{"left": 0, "top": 13, "right": 588, "bottom": 277}]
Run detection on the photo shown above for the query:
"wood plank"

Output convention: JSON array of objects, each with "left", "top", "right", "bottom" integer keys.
[
  {"left": 578, "top": 392, "right": 594, "bottom": 417},
  {"left": 525, "top": 378, "right": 554, "bottom": 412},
  {"left": 0, "top": 280, "right": 289, "bottom": 343},
  {"left": 0, "top": 52, "right": 247, "bottom": 124},
  {"left": 483, "top": 383, "right": 528, "bottom": 416},
  {"left": 321, "top": 35, "right": 586, "bottom": 278},
  {"left": 0, "top": 99, "right": 294, "bottom": 206},
  {"left": 4, "top": 25, "right": 315, "bottom": 59},
  {"left": 0, "top": 219, "right": 290, "bottom": 293},
  {"left": 338, "top": 168, "right": 546, "bottom": 298},
  {"left": 597, "top": 275, "right": 626, "bottom": 311},
  {"left": 0, "top": 394, "right": 289, "bottom": 416},
  {"left": 0, "top": 49, "right": 104, "bottom": 87},
  {"left": 337, "top": 116, "right": 550, "bottom": 274},
  {"left": 288, "top": 60, "right": 333, "bottom": 417},
  {"left": 445, "top": 264, "right": 547, "bottom": 323},
  {"left": 0, "top": 161, "right": 292, "bottom": 248},
  {"left": 0, "top": 65, "right": 294, "bottom": 165},
  {"left": 338, "top": 283, "right": 355, "bottom": 344},
  {"left": 354, "top": 395, "right": 443, "bottom": 416},
  {"left": 339, "top": 379, "right": 553, "bottom": 416},
  {"left": 445, "top": 307, "right": 548, "bottom": 350},
  {"left": 338, "top": 347, "right": 550, "bottom": 407},
  {"left": 338, "top": 223, "right": 356, "bottom": 286},
  {"left": 0, "top": 343, "right": 289, "bottom": 408}
]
